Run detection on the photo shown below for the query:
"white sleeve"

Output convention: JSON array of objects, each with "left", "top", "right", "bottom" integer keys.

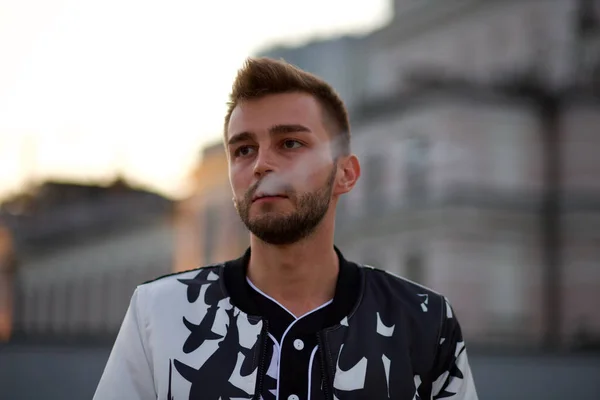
[{"left": 93, "top": 287, "right": 156, "bottom": 400}]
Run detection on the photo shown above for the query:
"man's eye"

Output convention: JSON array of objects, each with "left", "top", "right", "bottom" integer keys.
[
  {"left": 234, "top": 146, "right": 254, "bottom": 157},
  {"left": 282, "top": 140, "right": 302, "bottom": 150}
]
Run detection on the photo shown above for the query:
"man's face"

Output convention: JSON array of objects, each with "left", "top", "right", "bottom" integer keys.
[{"left": 226, "top": 92, "right": 341, "bottom": 245}]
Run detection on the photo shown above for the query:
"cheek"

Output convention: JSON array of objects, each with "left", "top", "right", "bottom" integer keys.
[
  {"left": 229, "top": 164, "right": 250, "bottom": 197},
  {"left": 291, "top": 153, "right": 329, "bottom": 182},
  {"left": 293, "top": 164, "right": 332, "bottom": 192}
]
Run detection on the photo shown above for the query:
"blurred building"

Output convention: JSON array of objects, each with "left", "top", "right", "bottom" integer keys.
[
  {"left": 337, "top": 84, "right": 600, "bottom": 349},
  {"left": 257, "top": 34, "right": 370, "bottom": 112},
  {"left": 0, "top": 179, "right": 175, "bottom": 342},
  {"left": 174, "top": 141, "right": 248, "bottom": 270},
  {"left": 336, "top": 0, "right": 600, "bottom": 349},
  {"left": 180, "top": 0, "right": 600, "bottom": 350}
]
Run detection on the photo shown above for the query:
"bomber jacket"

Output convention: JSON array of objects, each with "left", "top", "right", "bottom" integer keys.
[{"left": 94, "top": 248, "right": 478, "bottom": 400}]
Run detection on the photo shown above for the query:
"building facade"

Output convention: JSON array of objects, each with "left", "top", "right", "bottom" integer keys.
[
  {"left": 257, "top": 34, "right": 370, "bottom": 112},
  {"left": 174, "top": 141, "right": 248, "bottom": 270},
  {"left": 337, "top": 0, "right": 600, "bottom": 348},
  {"left": 1, "top": 180, "right": 175, "bottom": 341},
  {"left": 335, "top": 86, "right": 600, "bottom": 348}
]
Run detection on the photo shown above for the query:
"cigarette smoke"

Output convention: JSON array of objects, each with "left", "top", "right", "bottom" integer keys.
[{"left": 252, "top": 134, "right": 347, "bottom": 197}]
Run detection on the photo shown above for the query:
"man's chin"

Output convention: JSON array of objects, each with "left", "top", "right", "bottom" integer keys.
[
  {"left": 248, "top": 208, "right": 292, "bottom": 220},
  {"left": 251, "top": 200, "right": 293, "bottom": 214},
  {"left": 247, "top": 214, "right": 289, "bottom": 229},
  {"left": 249, "top": 229, "right": 304, "bottom": 246}
]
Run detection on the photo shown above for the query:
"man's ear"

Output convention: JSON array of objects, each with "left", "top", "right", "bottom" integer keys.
[{"left": 333, "top": 154, "right": 360, "bottom": 196}]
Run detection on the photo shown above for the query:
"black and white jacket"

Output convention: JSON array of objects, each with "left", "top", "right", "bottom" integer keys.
[{"left": 94, "top": 248, "right": 478, "bottom": 400}]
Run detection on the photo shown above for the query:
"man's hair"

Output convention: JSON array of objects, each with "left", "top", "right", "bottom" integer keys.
[{"left": 224, "top": 57, "right": 351, "bottom": 156}]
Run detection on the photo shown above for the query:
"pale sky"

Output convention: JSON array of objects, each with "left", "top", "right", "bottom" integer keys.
[{"left": 0, "top": 0, "right": 390, "bottom": 201}]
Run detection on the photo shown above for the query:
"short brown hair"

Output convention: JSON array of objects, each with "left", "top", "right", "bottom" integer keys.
[{"left": 224, "top": 57, "right": 351, "bottom": 156}]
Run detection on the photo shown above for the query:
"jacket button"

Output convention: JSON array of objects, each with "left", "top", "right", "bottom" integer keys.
[
  {"left": 293, "top": 339, "right": 304, "bottom": 350},
  {"left": 288, "top": 395, "right": 300, "bottom": 400}
]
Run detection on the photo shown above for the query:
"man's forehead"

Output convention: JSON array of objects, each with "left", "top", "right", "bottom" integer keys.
[{"left": 227, "top": 93, "right": 324, "bottom": 137}]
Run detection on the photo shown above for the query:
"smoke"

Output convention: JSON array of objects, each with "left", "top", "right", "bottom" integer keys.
[{"left": 252, "top": 133, "right": 347, "bottom": 197}]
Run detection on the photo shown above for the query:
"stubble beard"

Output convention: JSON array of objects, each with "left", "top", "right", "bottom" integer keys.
[{"left": 235, "top": 168, "right": 336, "bottom": 245}]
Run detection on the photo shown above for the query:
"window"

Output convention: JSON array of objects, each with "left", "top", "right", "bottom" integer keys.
[
  {"left": 576, "top": 0, "right": 600, "bottom": 37},
  {"left": 405, "top": 252, "right": 426, "bottom": 285},
  {"left": 364, "top": 154, "right": 386, "bottom": 216},
  {"left": 487, "top": 243, "right": 524, "bottom": 330},
  {"left": 481, "top": 242, "right": 529, "bottom": 340},
  {"left": 405, "top": 135, "right": 430, "bottom": 205},
  {"left": 489, "top": 121, "right": 524, "bottom": 191}
]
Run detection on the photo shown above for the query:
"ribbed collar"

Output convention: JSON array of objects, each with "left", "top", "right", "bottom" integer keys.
[{"left": 222, "top": 246, "right": 362, "bottom": 328}]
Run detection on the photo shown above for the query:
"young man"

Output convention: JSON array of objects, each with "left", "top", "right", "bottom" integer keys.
[{"left": 94, "top": 58, "right": 478, "bottom": 400}]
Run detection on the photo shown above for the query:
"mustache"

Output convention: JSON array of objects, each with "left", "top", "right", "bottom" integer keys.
[{"left": 244, "top": 176, "right": 295, "bottom": 202}]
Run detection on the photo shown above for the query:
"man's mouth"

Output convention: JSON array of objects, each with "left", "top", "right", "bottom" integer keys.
[{"left": 252, "top": 193, "right": 288, "bottom": 203}]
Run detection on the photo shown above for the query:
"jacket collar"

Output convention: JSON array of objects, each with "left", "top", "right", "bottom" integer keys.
[{"left": 222, "top": 246, "right": 362, "bottom": 328}]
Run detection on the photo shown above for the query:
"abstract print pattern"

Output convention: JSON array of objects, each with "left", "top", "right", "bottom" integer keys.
[
  {"left": 413, "top": 375, "right": 423, "bottom": 400},
  {"left": 431, "top": 298, "right": 478, "bottom": 400},
  {"left": 167, "top": 268, "right": 263, "bottom": 400},
  {"left": 332, "top": 288, "right": 477, "bottom": 399},
  {"left": 333, "top": 311, "right": 399, "bottom": 398},
  {"left": 260, "top": 341, "right": 278, "bottom": 400}
]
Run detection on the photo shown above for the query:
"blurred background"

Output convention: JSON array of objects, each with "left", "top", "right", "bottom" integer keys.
[{"left": 1, "top": 0, "right": 600, "bottom": 399}]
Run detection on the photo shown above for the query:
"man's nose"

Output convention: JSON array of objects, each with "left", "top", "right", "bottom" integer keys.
[{"left": 253, "top": 148, "right": 276, "bottom": 178}]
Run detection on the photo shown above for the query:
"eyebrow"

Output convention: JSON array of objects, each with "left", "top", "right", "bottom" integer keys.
[
  {"left": 270, "top": 124, "right": 311, "bottom": 135},
  {"left": 227, "top": 124, "right": 311, "bottom": 146}
]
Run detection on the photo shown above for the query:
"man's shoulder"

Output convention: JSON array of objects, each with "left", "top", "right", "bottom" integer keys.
[
  {"left": 360, "top": 264, "right": 442, "bottom": 297},
  {"left": 359, "top": 264, "right": 448, "bottom": 316},
  {"left": 136, "top": 263, "right": 225, "bottom": 297},
  {"left": 141, "top": 263, "right": 223, "bottom": 285}
]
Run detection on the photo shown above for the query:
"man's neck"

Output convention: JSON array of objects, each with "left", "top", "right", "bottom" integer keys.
[{"left": 247, "top": 230, "right": 339, "bottom": 318}]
